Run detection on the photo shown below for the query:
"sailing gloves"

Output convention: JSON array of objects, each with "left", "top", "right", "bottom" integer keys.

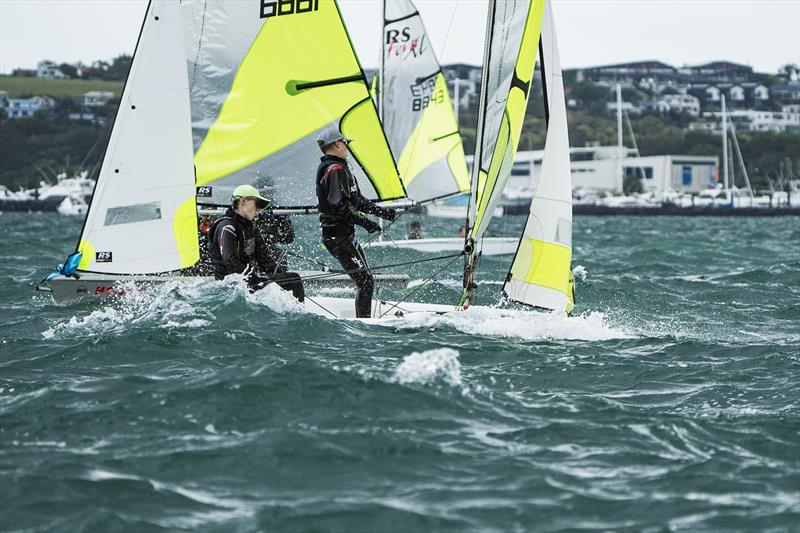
[{"left": 362, "top": 219, "right": 382, "bottom": 234}]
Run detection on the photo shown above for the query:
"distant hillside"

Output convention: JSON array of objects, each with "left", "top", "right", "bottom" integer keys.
[{"left": 0, "top": 76, "right": 122, "bottom": 98}]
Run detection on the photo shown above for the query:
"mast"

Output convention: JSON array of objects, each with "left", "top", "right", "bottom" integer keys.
[
  {"left": 721, "top": 94, "right": 730, "bottom": 204},
  {"left": 379, "top": 0, "right": 385, "bottom": 122},
  {"left": 376, "top": 0, "right": 386, "bottom": 242},
  {"left": 466, "top": 0, "right": 496, "bottom": 237},
  {"left": 460, "top": 0, "right": 496, "bottom": 308},
  {"left": 616, "top": 83, "right": 624, "bottom": 192},
  {"left": 729, "top": 116, "right": 754, "bottom": 204}
]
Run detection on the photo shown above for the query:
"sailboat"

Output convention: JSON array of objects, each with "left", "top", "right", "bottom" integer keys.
[
  {"left": 40, "top": 0, "right": 574, "bottom": 317},
  {"left": 314, "top": 0, "right": 575, "bottom": 317},
  {"left": 38, "top": 0, "right": 410, "bottom": 302},
  {"left": 367, "top": 0, "right": 518, "bottom": 256}
]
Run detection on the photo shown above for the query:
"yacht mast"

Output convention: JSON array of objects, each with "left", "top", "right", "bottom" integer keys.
[{"left": 721, "top": 94, "right": 730, "bottom": 203}]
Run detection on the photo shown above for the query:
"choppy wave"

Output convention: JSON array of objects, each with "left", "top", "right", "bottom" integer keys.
[{"left": 2, "top": 213, "right": 799, "bottom": 532}]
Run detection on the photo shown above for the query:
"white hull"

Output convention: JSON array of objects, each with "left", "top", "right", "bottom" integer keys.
[
  {"left": 40, "top": 271, "right": 410, "bottom": 303},
  {"left": 304, "top": 296, "right": 459, "bottom": 320},
  {"left": 425, "top": 203, "right": 504, "bottom": 219},
  {"left": 368, "top": 237, "right": 518, "bottom": 256}
]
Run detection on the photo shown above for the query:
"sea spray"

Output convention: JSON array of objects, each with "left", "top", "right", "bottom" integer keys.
[{"left": 393, "top": 348, "right": 463, "bottom": 388}]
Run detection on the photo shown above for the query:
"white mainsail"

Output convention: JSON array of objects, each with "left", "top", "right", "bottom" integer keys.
[
  {"left": 76, "top": 0, "right": 199, "bottom": 274},
  {"left": 381, "top": 0, "right": 470, "bottom": 202},
  {"left": 503, "top": 1, "right": 575, "bottom": 312}
]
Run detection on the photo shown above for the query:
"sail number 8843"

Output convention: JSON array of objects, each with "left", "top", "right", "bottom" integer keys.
[{"left": 260, "top": 0, "right": 319, "bottom": 19}]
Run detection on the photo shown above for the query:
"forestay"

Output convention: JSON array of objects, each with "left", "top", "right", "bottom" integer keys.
[
  {"left": 468, "top": 0, "right": 545, "bottom": 241},
  {"left": 503, "top": 1, "right": 574, "bottom": 312},
  {"left": 181, "top": 0, "right": 406, "bottom": 209},
  {"left": 76, "top": 0, "right": 199, "bottom": 274},
  {"left": 381, "top": 0, "right": 469, "bottom": 202}
]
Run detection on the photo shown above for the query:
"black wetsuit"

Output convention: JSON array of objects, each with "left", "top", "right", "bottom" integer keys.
[
  {"left": 207, "top": 208, "right": 304, "bottom": 301},
  {"left": 315, "top": 155, "right": 393, "bottom": 318}
]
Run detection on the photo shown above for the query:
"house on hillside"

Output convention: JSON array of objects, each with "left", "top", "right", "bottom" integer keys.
[
  {"left": 771, "top": 81, "right": 800, "bottom": 103},
  {"left": 36, "top": 60, "right": 65, "bottom": 79},
  {"left": 656, "top": 94, "right": 701, "bottom": 116},
  {"left": 83, "top": 91, "right": 114, "bottom": 107},
  {"left": 2, "top": 96, "right": 55, "bottom": 119},
  {"left": 678, "top": 61, "right": 754, "bottom": 82},
  {"left": 574, "top": 61, "right": 676, "bottom": 84},
  {"left": 687, "top": 82, "right": 770, "bottom": 109}
]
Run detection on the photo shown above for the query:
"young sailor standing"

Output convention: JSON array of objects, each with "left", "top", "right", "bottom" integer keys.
[
  {"left": 315, "top": 127, "right": 396, "bottom": 318},
  {"left": 208, "top": 185, "right": 304, "bottom": 301}
]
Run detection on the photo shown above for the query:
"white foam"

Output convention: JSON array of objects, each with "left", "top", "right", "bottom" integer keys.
[
  {"left": 245, "top": 281, "right": 305, "bottom": 313},
  {"left": 573, "top": 264, "right": 588, "bottom": 281},
  {"left": 41, "top": 275, "right": 306, "bottom": 339},
  {"left": 385, "top": 307, "right": 629, "bottom": 342},
  {"left": 393, "top": 348, "right": 463, "bottom": 388}
]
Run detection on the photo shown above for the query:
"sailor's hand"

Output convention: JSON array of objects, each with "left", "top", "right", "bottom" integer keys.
[
  {"left": 380, "top": 207, "right": 397, "bottom": 222},
  {"left": 363, "top": 219, "right": 381, "bottom": 234}
]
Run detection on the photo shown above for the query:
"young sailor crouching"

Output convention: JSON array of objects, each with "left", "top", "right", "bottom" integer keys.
[
  {"left": 207, "top": 184, "right": 304, "bottom": 301},
  {"left": 315, "top": 127, "right": 396, "bottom": 318}
]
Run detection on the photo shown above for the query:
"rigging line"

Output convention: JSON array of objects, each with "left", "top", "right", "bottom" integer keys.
[
  {"left": 436, "top": 0, "right": 460, "bottom": 61},
  {"left": 283, "top": 250, "right": 333, "bottom": 270},
  {"left": 294, "top": 251, "right": 464, "bottom": 283},
  {"left": 303, "top": 295, "right": 338, "bottom": 319},
  {"left": 190, "top": 0, "right": 208, "bottom": 90},
  {"left": 377, "top": 253, "right": 463, "bottom": 318}
]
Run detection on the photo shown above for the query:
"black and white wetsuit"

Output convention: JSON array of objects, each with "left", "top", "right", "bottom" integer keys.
[{"left": 315, "top": 155, "right": 393, "bottom": 318}]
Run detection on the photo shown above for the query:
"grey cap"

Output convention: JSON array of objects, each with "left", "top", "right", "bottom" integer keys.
[{"left": 316, "top": 126, "right": 352, "bottom": 148}]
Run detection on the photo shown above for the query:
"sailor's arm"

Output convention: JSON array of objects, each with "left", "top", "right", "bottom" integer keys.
[
  {"left": 355, "top": 195, "right": 397, "bottom": 221},
  {"left": 328, "top": 167, "right": 376, "bottom": 228}
]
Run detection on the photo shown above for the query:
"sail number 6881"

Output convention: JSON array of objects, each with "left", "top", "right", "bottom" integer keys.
[{"left": 260, "top": 0, "right": 319, "bottom": 19}]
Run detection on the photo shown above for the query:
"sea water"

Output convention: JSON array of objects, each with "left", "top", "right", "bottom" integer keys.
[{"left": 1, "top": 213, "right": 798, "bottom": 532}]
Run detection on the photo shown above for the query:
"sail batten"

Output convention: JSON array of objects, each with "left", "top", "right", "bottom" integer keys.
[{"left": 381, "top": 0, "right": 469, "bottom": 203}]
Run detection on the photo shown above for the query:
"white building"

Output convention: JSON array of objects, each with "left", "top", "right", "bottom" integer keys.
[
  {"left": 483, "top": 146, "right": 718, "bottom": 195},
  {"left": 702, "top": 109, "right": 800, "bottom": 133},
  {"left": 83, "top": 91, "right": 114, "bottom": 107},
  {"left": 36, "top": 60, "right": 65, "bottom": 79},
  {"left": 2, "top": 96, "right": 55, "bottom": 119},
  {"left": 622, "top": 155, "right": 719, "bottom": 194},
  {"left": 656, "top": 94, "right": 700, "bottom": 116}
]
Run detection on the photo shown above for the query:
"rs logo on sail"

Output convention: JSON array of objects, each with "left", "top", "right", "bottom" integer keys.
[{"left": 260, "top": 0, "right": 319, "bottom": 19}]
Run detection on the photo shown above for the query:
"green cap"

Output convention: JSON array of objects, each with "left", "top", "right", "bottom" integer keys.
[{"left": 231, "top": 184, "right": 270, "bottom": 209}]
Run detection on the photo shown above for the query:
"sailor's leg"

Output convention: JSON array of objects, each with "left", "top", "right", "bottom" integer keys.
[{"left": 324, "top": 236, "right": 373, "bottom": 318}]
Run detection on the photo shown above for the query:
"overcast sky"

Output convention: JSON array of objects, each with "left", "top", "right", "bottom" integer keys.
[{"left": 1, "top": 0, "right": 798, "bottom": 74}]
